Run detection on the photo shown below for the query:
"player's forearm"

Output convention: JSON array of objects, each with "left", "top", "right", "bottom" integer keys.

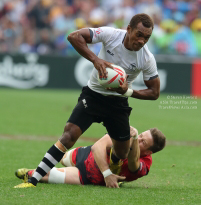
[
  {"left": 131, "top": 88, "right": 159, "bottom": 100},
  {"left": 128, "top": 138, "right": 140, "bottom": 172},
  {"left": 91, "top": 144, "right": 109, "bottom": 172},
  {"left": 131, "top": 138, "right": 140, "bottom": 162},
  {"left": 67, "top": 31, "right": 98, "bottom": 63}
]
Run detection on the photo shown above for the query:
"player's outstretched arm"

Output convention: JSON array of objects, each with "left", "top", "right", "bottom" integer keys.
[
  {"left": 67, "top": 28, "right": 113, "bottom": 78},
  {"left": 67, "top": 28, "right": 97, "bottom": 63},
  {"left": 127, "top": 127, "right": 140, "bottom": 172},
  {"left": 131, "top": 77, "right": 160, "bottom": 100},
  {"left": 91, "top": 134, "right": 113, "bottom": 175},
  {"left": 107, "top": 76, "right": 160, "bottom": 100},
  {"left": 91, "top": 134, "right": 125, "bottom": 188}
]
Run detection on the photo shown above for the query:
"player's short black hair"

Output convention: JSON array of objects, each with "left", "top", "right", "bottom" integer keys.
[
  {"left": 149, "top": 128, "right": 166, "bottom": 153},
  {"left": 129, "top": 13, "right": 154, "bottom": 30}
]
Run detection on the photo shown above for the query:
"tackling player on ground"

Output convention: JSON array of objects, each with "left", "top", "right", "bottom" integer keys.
[
  {"left": 14, "top": 13, "right": 160, "bottom": 188},
  {"left": 15, "top": 127, "right": 166, "bottom": 188}
]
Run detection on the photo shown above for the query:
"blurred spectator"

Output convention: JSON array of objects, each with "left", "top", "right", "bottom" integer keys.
[
  {"left": 147, "top": 14, "right": 165, "bottom": 54},
  {"left": 0, "top": 16, "right": 18, "bottom": 53},
  {"left": 76, "top": 0, "right": 96, "bottom": 22},
  {"left": 156, "top": 19, "right": 178, "bottom": 54},
  {"left": 54, "top": 17, "right": 87, "bottom": 56},
  {"left": 51, "top": 5, "right": 75, "bottom": 33},
  {"left": 89, "top": 6, "right": 107, "bottom": 28},
  {"left": 18, "top": 29, "right": 36, "bottom": 53},
  {"left": 171, "top": 11, "right": 197, "bottom": 56},
  {"left": 185, "top": 1, "right": 200, "bottom": 26},
  {"left": 35, "top": 29, "right": 55, "bottom": 55},
  {"left": 27, "top": 0, "right": 51, "bottom": 29},
  {"left": 100, "top": 0, "right": 123, "bottom": 12},
  {"left": 109, "top": 0, "right": 135, "bottom": 29},
  {"left": 191, "top": 19, "right": 201, "bottom": 56},
  {"left": 6, "top": 0, "right": 26, "bottom": 24},
  {"left": 135, "top": 0, "right": 162, "bottom": 19},
  {"left": 0, "top": 0, "right": 200, "bottom": 57}
]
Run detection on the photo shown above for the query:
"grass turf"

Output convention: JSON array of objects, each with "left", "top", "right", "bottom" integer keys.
[
  {"left": 1, "top": 139, "right": 201, "bottom": 205},
  {"left": 0, "top": 88, "right": 200, "bottom": 141},
  {"left": 0, "top": 88, "right": 201, "bottom": 204}
]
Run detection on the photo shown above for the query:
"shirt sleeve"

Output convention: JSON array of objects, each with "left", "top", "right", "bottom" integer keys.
[
  {"left": 137, "top": 160, "right": 149, "bottom": 177},
  {"left": 142, "top": 56, "right": 158, "bottom": 81},
  {"left": 133, "top": 156, "right": 152, "bottom": 176},
  {"left": 89, "top": 27, "right": 115, "bottom": 45},
  {"left": 123, "top": 157, "right": 151, "bottom": 182}
]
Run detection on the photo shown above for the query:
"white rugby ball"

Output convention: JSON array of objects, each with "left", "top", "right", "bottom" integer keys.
[{"left": 97, "top": 65, "right": 126, "bottom": 88}]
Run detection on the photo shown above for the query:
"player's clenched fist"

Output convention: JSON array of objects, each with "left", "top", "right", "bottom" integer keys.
[{"left": 130, "top": 126, "right": 138, "bottom": 138}]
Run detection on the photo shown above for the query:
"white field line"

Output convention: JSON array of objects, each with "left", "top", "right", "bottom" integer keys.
[
  {"left": 0, "top": 134, "right": 95, "bottom": 143},
  {"left": 0, "top": 134, "right": 201, "bottom": 147}
]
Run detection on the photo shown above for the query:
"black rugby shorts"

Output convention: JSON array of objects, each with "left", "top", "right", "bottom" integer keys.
[{"left": 68, "top": 86, "right": 132, "bottom": 141}]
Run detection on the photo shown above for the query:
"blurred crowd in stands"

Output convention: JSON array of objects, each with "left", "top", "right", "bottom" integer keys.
[{"left": 0, "top": 0, "right": 201, "bottom": 57}]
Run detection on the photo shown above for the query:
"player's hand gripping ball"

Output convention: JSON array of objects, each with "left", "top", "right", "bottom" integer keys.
[{"left": 97, "top": 64, "right": 126, "bottom": 88}]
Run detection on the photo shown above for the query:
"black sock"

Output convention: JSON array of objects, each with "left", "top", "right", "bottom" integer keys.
[{"left": 29, "top": 144, "right": 65, "bottom": 186}]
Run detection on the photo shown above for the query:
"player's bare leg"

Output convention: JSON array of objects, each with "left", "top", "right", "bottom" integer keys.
[
  {"left": 15, "top": 167, "right": 81, "bottom": 185},
  {"left": 109, "top": 139, "right": 130, "bottom": 174},
  {"left": 59, "top": 123, "right": 82, "bottom": 149},
  {"left": 35, "top": 167, "right": 80, "bottom": 184},
  {"left": 31, "top": 123, "right": 81, "bottom": 184},
  {"left": 111, "top": 138, "right": 130, "bottom": 159},
  {"left": 14, "top": 123, "right": 82, "bottom": 188}
]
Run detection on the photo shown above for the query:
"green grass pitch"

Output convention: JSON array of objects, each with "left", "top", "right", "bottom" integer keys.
[{"left": 0, "top": 88, "right": 201, "bottom": 205}]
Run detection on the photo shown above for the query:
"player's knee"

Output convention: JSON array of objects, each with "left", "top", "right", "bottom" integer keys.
[
  {"left": 60, "top": 124, "right": 81, "bottom": 149},
  {"left": 61, "top": 148, "right": 75, "bottom": 167},
  {"left": 60, "top": 131, "right": 76, "bottom": 148},
  {"left": 48, "top": 168, "right": 65, "bottom": 184}
]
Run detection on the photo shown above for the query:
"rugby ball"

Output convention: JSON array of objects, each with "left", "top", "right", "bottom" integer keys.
[{"left": 97, "top": 64, "right": 126, "bottom": 88}]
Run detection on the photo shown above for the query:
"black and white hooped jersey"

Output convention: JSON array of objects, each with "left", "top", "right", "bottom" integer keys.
[{"left": 87, "top": 27, "right": 158, "bottom": 96}]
